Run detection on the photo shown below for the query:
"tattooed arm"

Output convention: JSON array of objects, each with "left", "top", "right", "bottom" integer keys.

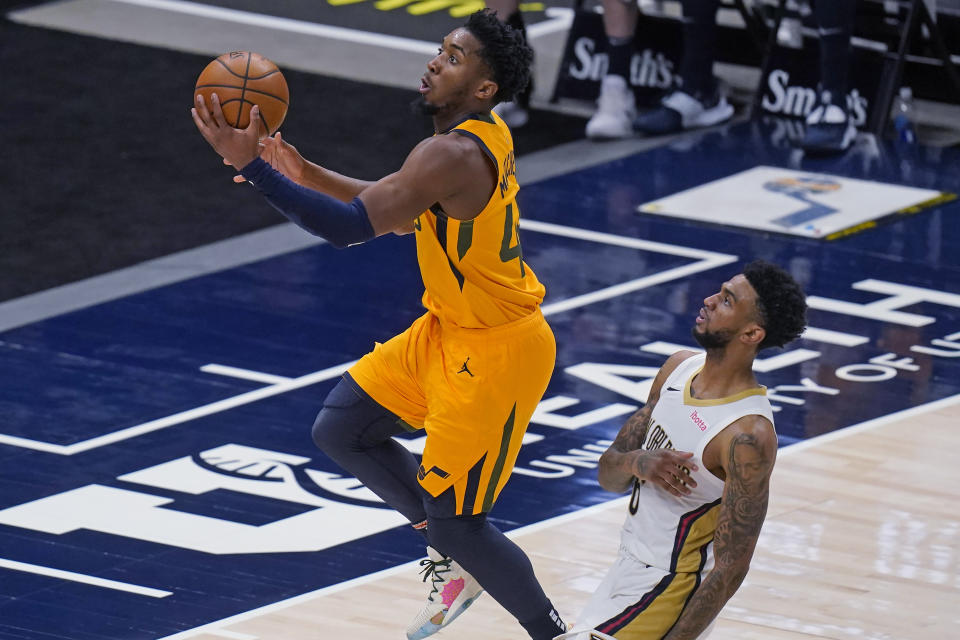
[
  {"left": 663, "top": 415, "right": 778, "bottom": 640},
  {"left": 597, "top": 351, "right": 698, "bottom": 494}
]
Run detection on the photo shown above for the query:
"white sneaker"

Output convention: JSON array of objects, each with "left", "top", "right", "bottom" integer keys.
[
  {"left": 586, "top": 75, "right": 636, "bottom": 140},
  {"left": 801, "top": 89, "right": 856, "bottom": 153},
  {"left": 633, "top": 89, "right": 734, "bottom": 134},
  {"left": 494, "top": 100, "right": 530, "bottom": 128},
  {"left": 406, "top": 546, "right": 484, "bottom": 640}
]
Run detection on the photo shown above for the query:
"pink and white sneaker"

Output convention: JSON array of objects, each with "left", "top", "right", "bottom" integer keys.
[{"left": 406, "top": 546, "right": 484, "bottom": 639}]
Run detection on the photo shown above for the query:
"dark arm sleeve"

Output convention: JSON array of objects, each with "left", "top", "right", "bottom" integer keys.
[{"left": 240, "top": 157, "right": 375, "bottom": 249}]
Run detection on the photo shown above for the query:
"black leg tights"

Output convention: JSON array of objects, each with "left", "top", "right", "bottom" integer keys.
[
  {"left": 428, "top": 511, "right": 565, "bottom": 640},
  {"left": 311, "top": 375, "right": 427, "bottom": 524}
]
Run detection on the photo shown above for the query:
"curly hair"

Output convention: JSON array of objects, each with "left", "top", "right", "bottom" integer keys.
[
  {"left": 464, "top": 9, "right": 534, "bottom": 104},
  {"left": 742, "top": 260, "right": 808, "bottom": 350}
]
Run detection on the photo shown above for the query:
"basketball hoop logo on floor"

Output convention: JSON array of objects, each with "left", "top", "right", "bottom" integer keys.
[
  {"left": 638, "top": 166, "right": 950, "bottom": 240},
  {"left": 0, "top": 443, "right": 406, "bottom": 554}
]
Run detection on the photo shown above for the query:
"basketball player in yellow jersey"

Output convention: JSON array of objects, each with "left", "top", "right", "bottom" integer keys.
[
  {"left": 192, "top": 9, "right": 566, "bottom": 640},
  {"left": 557, "top": 261, "right": 807, "bottom": 640}
]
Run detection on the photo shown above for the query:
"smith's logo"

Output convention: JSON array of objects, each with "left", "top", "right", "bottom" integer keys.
[
  {"left": 689, "top": 409, "right": 708, "bottom": 432},
  {"left": 568, "top": 37, "right": 674, "bottom": 88},
  {"left": 761, "top": 69, "right": 868, "bottom": 125}
]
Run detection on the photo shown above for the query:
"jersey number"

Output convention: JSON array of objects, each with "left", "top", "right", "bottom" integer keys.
[{"left": 499, "top": 204, "right": 525, "bottom": 277}]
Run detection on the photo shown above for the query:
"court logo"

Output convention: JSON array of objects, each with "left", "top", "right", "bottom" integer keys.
[
  {"left": 0, "top": 444, "right": 406, "bottom": 554},
  {"left": 638, "top": 166, "right": 947, "bottom": 239}
]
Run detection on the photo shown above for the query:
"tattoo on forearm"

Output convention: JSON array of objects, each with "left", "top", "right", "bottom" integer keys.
[
  {"left": 613, "top": 404, "right": 652, "bottom": 452},
  {"left": 665, "top": 433, "right": 772, "bottom": 639}
]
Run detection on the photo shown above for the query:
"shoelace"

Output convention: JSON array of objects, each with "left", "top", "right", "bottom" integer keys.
[{"left": 417, "top": 556, "right": 452, "bottom": 602}]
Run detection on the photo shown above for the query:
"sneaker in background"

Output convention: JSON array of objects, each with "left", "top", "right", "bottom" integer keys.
[
  {"left": 633, "top": 89, "right": 734, "bottom": 135},
  {"left": 801, "top": 89, "right": 856, "bottom": 153},
  {"left": 494, "top": 101, "right": 530, "bottom": 129},
  {"left": 585, "top": 75, "right": 636, "bottom": 140}
]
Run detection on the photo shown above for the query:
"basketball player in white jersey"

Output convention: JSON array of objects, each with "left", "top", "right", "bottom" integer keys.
[{"left": 556, "top": 260, "right": 807, "bottom": 640}]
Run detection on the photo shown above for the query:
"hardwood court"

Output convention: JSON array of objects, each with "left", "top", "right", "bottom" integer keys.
[{"left": 178, "top": 395, "right": 960, "bottom": 640}]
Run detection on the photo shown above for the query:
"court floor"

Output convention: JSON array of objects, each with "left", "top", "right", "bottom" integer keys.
[
  {"left": 3, "top": 2, "right": 960, "bottom": 639},
  {"left": 2, "top": 117, "right": 958, "bottom": 639}
]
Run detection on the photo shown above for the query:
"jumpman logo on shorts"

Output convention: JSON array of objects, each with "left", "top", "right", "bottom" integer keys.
[{"left": 458, "top": 357, "right": 474, "bottom": 377}]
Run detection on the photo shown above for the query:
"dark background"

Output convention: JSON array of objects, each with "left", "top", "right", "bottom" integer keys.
[{"left": 0, "top": 8, "right": 587, "bottom": 302}]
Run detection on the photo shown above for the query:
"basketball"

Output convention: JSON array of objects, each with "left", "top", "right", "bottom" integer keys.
[{"left": 194, "top": 51, "right": 289, "bottom": 135}]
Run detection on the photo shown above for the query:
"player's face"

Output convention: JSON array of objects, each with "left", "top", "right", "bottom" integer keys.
[
  {"left": 418, "top": 29, "right": 490, "bottom": 114},
  {"left": 692, "top": 274, "right": 761, "bottom": 349}
]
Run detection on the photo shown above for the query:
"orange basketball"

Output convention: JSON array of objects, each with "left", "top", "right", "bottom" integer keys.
[{"left": 195, "top": 51, "right": 289, "bottom": 135}]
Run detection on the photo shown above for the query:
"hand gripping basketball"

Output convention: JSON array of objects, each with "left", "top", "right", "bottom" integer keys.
[
  {"left": 194, "top": 51, "right": 289, "bottom": 135},
  {"left": 191, "top": 92, "right": 262, "bottom": 171}
]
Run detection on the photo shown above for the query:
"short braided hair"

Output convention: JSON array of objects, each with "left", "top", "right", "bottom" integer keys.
[{"left": 464, "top": 9, "right": 533, "bottom": 104}]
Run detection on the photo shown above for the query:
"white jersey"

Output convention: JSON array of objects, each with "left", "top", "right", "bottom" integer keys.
[{"left": 620, "top": 353, "right": 774, "bottom": 576}]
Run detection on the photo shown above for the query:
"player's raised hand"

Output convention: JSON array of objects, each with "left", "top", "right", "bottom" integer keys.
[
  {"left": 631, "top": 450, "right": 699, "bottom": 497},
  {"left": 191, "top": 93, "right": 261, "bottom": 171},
  {"left": 230, "top": 131, "right": 306, "bottom": 184}
]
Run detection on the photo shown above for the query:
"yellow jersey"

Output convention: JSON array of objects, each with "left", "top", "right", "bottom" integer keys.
[{"left": 413, "top": 111, "right": 545, "bottom": 329}]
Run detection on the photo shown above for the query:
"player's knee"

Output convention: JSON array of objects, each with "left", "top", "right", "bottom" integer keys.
[
  {"left": 311, "top": 376, "right": 400, "bottom": 454},
  {"left": 311, "top": 377, "right": 366, "bottom": 454},
  {"left": 427, "top": 513, "right": 487, "bottom": 556}
]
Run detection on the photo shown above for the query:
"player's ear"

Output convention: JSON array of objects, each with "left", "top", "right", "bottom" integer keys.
[
  {"left": 741, "top": 323, "right": 765, "bottom": 348},
  {"left": 475, "top": 79, "right": 498, "bottom": 101}
]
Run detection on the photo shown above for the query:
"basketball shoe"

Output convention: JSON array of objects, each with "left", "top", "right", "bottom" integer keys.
[
  {"left": 586, "top": 75, "right": 636, "bottom": 140},
  {"left": 801, "top": 88, "right": 856, "bottom": 154},
  {"left": 633, "top": 88, "right": 734, "bottom": 135},
  {"left": 406, "top": 546, "right": 484, "bottom": 640}
]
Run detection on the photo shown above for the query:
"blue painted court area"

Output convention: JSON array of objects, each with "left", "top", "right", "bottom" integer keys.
[{"left": 1, "top": 121, "right": 959, "bottom": 639}]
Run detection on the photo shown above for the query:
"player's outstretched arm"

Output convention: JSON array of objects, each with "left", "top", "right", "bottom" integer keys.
[
  {"left": 194, "top": 95, "right": 372, "bottom": 201},
  {"left": 598, "top": 351, "right": 698, "bottom": 494},
  {"left": 663, "top": 416, "right": 777, "bottom": 640},
  {"left": 237, "top": 133, "right": 375, "bottom": 202},
  {"left": 194, "top": 95, "right": 482, "bottom": 245}
]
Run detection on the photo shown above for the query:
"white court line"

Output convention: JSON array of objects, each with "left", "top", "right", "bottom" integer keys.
[
  {"left": 0, "top": 558, "right": 172, "bottom": 598},
  {"left": 207, "top": 630, "right": 259, "bottom": 640},
  {"left": 107, "top": 0, "right": 439, "bottom": 54},
  {"left": 156, "top": 392, "right": 960, "bottom": 639},
  {"left": 776, "top": 392, "right": 960, "bottom": 457},
  {"left": 527, "top": 8, "right": 575, "bottom": 39},
  {"left": 201, "top": 364, "right": 293, "bottom": 385},
  {"left": 0, "top": 361, "right": 355, "bottom": 455},
  {"left": 2, "top": 220, "right": 736, "bottom": 456},
  {"left": 108, "top": 0, "right": 572, "bottom": 47}
]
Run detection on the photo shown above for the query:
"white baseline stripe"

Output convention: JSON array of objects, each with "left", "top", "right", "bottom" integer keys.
[
  {"left": 0, "top": 558, "right": 172, "bottom": 598},
  {"left": 541, "top": 256, "right": 737, "bottom": 316},
  {"left": 0, "top": 361, "right": 355, "bottom": 455},
  {"left": 801, "top": 326, "right": 869, "bottom": 347},
  {"left": 106, "top": 0, "right": 438, "bottom": 54},
  {"left": 777, "top": 393, "right": 960, "bottom": 458},
  {"left": 527, "top": 8, "right": 575, "bottom": 39},
  {"left": 207, "top": 630, "right": 259, "bottom": 640},
  {"left": 520, "top": 218, "right": 735, "bottom": 260},
  {"left": 156, "top": 392, "right": 960, "bottom": 639},
  {"left": 201, "top": 364, "right": 293, "bottom": 385}
]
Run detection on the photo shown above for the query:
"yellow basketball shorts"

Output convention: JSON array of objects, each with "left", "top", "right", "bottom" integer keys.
[{"left": 347, "top": 309, "right": 555, "bottom": 516}]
